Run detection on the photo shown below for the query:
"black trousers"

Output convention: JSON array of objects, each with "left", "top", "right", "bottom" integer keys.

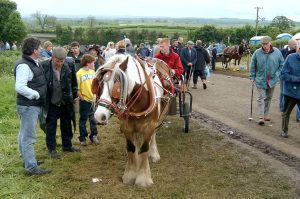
[
  {"left": 282, "top": 95, "right": 300, "bottom": 133},
  {"left": 46, "top": 103, "right": 73, "bottom": 151},
  {"left": 79, "top": 100, "right": 98, "bottom": 142}
]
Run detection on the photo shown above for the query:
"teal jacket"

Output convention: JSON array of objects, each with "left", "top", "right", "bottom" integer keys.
[{"left": 250, "top": 47, "right": 284, "bottom": 89}]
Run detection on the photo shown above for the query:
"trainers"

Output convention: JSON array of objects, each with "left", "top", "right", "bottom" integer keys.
[
  {"left": 203, "top": 83, "right": 207, "bottom": 90},
  {"left": 258, "top": 118, "right": 264, "bottom": 125},
  {"left": 91, "top": 136, "right": 99, "bottom": 145},
  {"left": 63, "top": 146, "right": 81, "bottom": 152},
  {"left": 49, "top": 150, "right": 61, "bottom": 159},
  {"left": 192, "top": 84, "right": 197, "bottom": 89},
  {"left": 27, "top": 167, "right": 52, "bottom": 176},
  {"left": 281, "top": 131, "right": 288, "bottom": 138},
  {"left": 80, "top": 141, "right": 87, "bottom": 146}
]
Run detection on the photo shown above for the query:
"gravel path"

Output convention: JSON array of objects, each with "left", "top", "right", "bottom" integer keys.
[{"left": 188, "top": 73, "right": 300, "bottom": 167}]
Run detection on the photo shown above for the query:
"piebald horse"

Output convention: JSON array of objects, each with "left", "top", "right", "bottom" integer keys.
[{"left": 92, "top": 54, "right": 171, "bottom": 187}]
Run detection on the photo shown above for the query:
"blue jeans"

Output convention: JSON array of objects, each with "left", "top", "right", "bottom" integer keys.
[
  {"left": 79, "top": 100, "right": 98, "bottom": 142},
  {"left": 297, "top": 106, "right": 300, "bottom": 120},
  {"left": 17, "top": 105, "right": 41, "bottom": 172}
]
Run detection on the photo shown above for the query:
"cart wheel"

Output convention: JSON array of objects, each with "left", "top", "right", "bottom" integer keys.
[{"left": 183, "top": 102, "right": 190, "bottom": 133}]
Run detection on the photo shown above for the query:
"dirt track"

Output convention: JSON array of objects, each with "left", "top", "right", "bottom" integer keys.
[{"left": 189, "top": 73, "right": 300, "bottom": 167}]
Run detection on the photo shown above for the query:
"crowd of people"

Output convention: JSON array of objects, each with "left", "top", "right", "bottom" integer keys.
[
  {"left": 13, "top": 35, "right": 300, "bottom": 176},
  {"left": 249, "top": 36, "right": 300, "bottom": 138}
]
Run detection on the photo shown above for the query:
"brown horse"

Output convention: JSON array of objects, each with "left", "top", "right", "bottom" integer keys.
[
  {"left": 223, "top": 43, "right": 249, "bottom": 71},
  {"left": 92, "top": 55, "right": 171, "bottom": 187}
]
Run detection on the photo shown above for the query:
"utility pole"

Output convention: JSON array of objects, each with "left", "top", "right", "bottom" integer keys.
[{"left": 254, "top": 7, "right": 264, "bottom": 36}]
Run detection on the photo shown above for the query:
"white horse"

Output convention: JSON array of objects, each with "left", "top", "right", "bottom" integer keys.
[{"left": 92, "top": 54, "right": 170, "bottom": 187}]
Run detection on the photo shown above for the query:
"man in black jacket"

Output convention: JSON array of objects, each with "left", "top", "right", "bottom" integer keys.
[
  {"left": 194, "top": 40, "right": 210, "bottom": 89},
  {"left": 40, "top": 47, "right": 80, "bottom": 159}
]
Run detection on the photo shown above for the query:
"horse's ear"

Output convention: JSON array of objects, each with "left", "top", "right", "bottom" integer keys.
[{"left": 119, "top": 56, "right": 129, "bottom": 72}]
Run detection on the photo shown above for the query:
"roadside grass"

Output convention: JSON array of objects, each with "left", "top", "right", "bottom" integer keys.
[
  {"left": 214, "top": 56, "right": 250, "bottom": 78},
  {"left": 1, "top": 76, "right": 300, "bottom": 198}
]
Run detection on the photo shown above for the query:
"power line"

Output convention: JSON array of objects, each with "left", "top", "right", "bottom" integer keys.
[{"left": 254, "top": 7, "right": 264, "bottom": 36}]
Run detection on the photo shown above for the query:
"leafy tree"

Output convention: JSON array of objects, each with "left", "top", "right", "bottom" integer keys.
[
  {"left": 74, "top": 27, "right": 85, "bottom": 44},
  {"left": 85, "top": 28, "right": 98, "bottom": 44},
  {"left": 171, "top": 32, "right": 180, "bottom": 40},
  {"left": 2, "top": 11, "right": 27, "bottom": 44},
  {"left": 85, "top": 16, "right": 97, "bottom": 29},
  {"left": 56, "top": 25, "right": 73, "bottom": 45},
  {"left": 31, "top": 11, "right": 57, "bottom": 30},
  {"left": 188, "top": 25, "right": 221, "bottom": 44},
  {"left": 0, "top": 0, "right": 17, "bottom": 39},
  {"left": 270, "top": 16, "right": 295, "bottom": 32}
]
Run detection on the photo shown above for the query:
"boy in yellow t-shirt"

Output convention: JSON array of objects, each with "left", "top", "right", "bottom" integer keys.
[{"left": 76, "top": 54, "right": 99, "bottom": 146}]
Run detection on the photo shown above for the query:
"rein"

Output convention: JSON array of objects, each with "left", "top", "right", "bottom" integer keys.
[{"left": 96, "top": 56, "right": 158, "bottom": 120}]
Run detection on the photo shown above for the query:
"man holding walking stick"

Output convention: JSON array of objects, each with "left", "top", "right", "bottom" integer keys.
[
  {"left": 249, "top": 36, "right": 284, "bottom": 125},
  {"left": 180, "top": 41, "right": 197, "bottom": 88}
]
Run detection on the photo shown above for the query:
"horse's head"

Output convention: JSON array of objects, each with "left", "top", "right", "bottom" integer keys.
[{"left": 93, "top": 55, "right": 130, "bottom": 125}]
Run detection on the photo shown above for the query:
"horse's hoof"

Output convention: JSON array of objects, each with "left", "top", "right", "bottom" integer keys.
[
  {"left": 149, "top": 155, "right": 160, "bottom": 163},
  {"left": 122, "top": 172, "right": 136, "bottom": 185},
  {"left": 135, "top": 175, "right": 153, "bottom": 187}
]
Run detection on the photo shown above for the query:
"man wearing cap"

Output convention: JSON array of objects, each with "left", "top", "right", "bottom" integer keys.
[
  {"left": 193, "top": 40, "right": 210, "bottom": 89},
  {"left": 180, "top": 41, "right": 197, "bottom": 88},
  {"left": 280, "top": 41, "right": 300, "bottom": 138},
  {"left": 40, "top": 47, "right": 80, "bottom": 159},
  {"left": 250, "top": 36, "right": 284, "bottom": 125}
]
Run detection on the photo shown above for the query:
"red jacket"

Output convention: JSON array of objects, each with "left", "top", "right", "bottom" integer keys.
[{"left": 154, "top": 48, "right": 184, "bottom": 76}]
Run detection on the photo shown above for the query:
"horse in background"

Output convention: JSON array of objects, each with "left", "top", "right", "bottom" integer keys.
[
  {"left": 223, "top": 43, "right": 250, "bottom": 71},
  {"left": 92, "top": 54, "right": 171, "bottom": 187}
]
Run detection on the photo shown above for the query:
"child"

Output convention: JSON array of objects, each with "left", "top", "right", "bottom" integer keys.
[{"left": 76, "top": 54, "right": 99, "bottom": 145}]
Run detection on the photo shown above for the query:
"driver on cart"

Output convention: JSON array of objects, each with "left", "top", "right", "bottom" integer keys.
[{"left": 154, "top": 38, "right": 184, "bottom": 83}]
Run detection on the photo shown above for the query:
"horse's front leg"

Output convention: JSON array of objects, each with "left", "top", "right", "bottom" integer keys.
[
  {"left": 122, "top": 139, "right": 138, "bottom": 185},
  {"left": 149, "top": 132, "right": 160, "bottom": 163},
  {"left": 135, "top": 132, "right": 154, "bottom": 187}
]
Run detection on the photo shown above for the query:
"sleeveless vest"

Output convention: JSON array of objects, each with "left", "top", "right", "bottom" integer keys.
[{"left": 14, "top": 55, "right": 47, "bottom": 106}]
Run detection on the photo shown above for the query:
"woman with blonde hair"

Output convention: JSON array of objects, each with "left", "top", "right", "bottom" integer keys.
[{"left": 103, "top": 41, "right": 116, "bottom": 61}]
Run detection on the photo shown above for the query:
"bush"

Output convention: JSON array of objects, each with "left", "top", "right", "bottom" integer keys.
[{"left": 0, "top": 50, "right": 21, "bottom": 76}]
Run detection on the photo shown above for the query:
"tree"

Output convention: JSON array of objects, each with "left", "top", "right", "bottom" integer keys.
[
  {"left": 74, "top": 27, "right": 85, "bottom": 44},
  {"left": 31, "top": 11, "right": 57, "bottom": 30},
  {"left": 2, "top": 11, "right": 27, "bottom": 43},
  {"left": 86, "top": 16, "right": 96, "bottom": 29},
  {"left": 0, "top": 0, "right": 17, "bottom": 39},
  {"left": 56, "top": 25, "right": 73, "bottom": 45},
  {"left": 270, "top": 16, "right": 295, "bottom": 32}
]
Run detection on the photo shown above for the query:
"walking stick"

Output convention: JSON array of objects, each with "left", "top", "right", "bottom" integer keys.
[
  {"left": 187, "top": 64, "right": 193, "bottom": 88},
  {"left": 248, "top": 82, "right": 254, "bottom": 121}
]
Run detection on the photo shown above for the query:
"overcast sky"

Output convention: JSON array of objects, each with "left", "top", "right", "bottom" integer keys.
[{"left": 11, "top": 0, "right": 300, "bottom": 22}]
